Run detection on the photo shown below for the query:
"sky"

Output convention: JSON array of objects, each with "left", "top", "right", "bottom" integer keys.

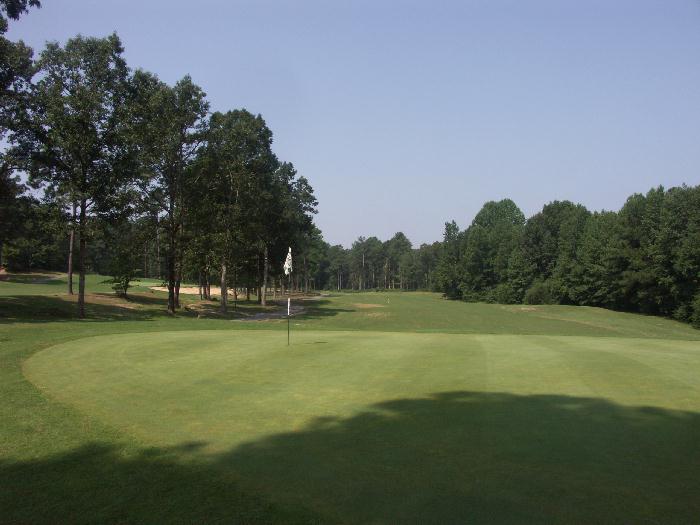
[{"left": 7, "top": 0, "right": 700, "bottom": 247}]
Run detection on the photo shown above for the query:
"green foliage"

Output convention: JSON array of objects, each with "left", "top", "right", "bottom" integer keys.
[
  {"left": 435, "top": 221, "right": 462, "bottom": 298},
  {"left": 3, "top": 197, "right": 67, "bottom": 271},
  {"left": 0, "top": 0, "right": 40, "bottom": 24},
  {"left": 101, "top": 220, "right": 143, "bottom": 297},
  {"left": 431, "top": 187, "right": 700, "bottom": 327},
  {"left": 102, "top": 272, "right": 141, "bottom": 297},
  {"left": 524, "top": 280, "right": 555, "bottom": 305},
  {"left": 491, "top": 281, "right": 520, "bottom": 304},
  {"left": 691, "top": 294, "right": 700, "bottom": 329},
  {"left": 458, "top": 200, "right": 525, "bottom": 301}
]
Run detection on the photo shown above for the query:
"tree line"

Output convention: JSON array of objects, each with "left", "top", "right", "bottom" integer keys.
[
  {"left": 1, "top": 1, "right": 318, "bottom": 317},
  {"left": 434, "top": 186, "right": 700, "bottom": 328},
  {"left": 2, "top": 2, "right": 698, "bottom": 328}
]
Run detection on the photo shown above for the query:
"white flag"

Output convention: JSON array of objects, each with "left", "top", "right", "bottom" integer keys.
[{"left": 283, "top": 247, "right": 293, "bottom": 276}]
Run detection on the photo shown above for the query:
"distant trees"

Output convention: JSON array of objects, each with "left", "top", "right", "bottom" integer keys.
[
  {"left": 309, "top": 231, "right": 438, "bottom": 293},
  {"left": 433, "top": 185, "right": 700, "bottom": 327}
]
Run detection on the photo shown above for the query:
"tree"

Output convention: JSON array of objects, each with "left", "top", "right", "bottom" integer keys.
[
  {"left": 326, "top": 244, "right": 348, "bottom": 290},
  {"left": 0, "top": 0, "right": 40, "bottom": 269},
  {"left": 20, "top": 34, "right": 133, "bottom": 318},
  {"left": 0, "top": 0, "right": 40, "bottom": 137},
  {"left": 385, "top": 232, "right": 412, "bottom": 289},
  {"left": 459, "top": 199, "right": 525, "bottom": 301},
  {"left": 0, "top": 157, "right": 26, "bottom": 266},
  {"left": 571, "top": 211, "right": 623, "bottom": 308},
  {"left": 102, "top": 218, "right": 142, "bottom": 298},
  {"left": 435, "top": 221, "right": 462, "bottom": 298},
  {"left": 2, "top": 197, "right": 67, "bottom": 271},
  {"left": 133, "top": 72, "right": 208, "bottom": 314},
  {"left": 197, "top": 109, "right": 279, "bottom": 312}
]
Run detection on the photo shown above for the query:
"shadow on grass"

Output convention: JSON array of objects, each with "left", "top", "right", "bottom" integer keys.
[
  {"left": 2, "top": 391, "right": 699, "bottom": 523},
  {"left": 0, "top": 294, "right": 165, "bottom": 323},
  {"left": 0, "top": 294, "right": 351, "bottom": 324},
  {"left": 0, "top": 442, "right": 319, "bottom": 524},
  {"left": 0, "top": 273, "right": 66, "bottom": 285},
  {"left": 295, "top": 298, "right": 355, "bottom": 320}
]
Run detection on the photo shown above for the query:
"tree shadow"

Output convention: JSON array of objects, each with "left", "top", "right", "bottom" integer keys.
[
  {"left": 0, "top": 295, "right": 162, "bottom": 323},
  {"left": 294, "top": 298, "right": 356, "bottom": 320},
  {"left": 0, "top": 293, "right": 306, "bottom": 324},
  {"left": 2, "top": 391, "right": 699, "bottom": 523},
  {"left": 0, "top": 442, "right": 320, "bottom": 524},
  {"left": 0, "top": 272, "right": 66, "bottom": 285}
]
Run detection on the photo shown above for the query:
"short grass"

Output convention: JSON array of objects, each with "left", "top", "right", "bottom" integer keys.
[{"left": 2, "top": 274, "right": 699, "bottom": 523}]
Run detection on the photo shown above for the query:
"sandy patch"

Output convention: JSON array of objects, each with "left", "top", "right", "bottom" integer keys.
[
  {"left": 150, "top": 286, "right": 216, "bottom": 296},
  {"left": 353, "top": 303, "right": 384, "bottom": 309},
  {"left": 59, "top": 293, "right": 138, "bottom": 309},
  {"left": 505, "top": 306, "right": 539, "bottom": 312}
]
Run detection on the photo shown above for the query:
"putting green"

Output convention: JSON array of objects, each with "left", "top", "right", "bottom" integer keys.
[{"left": 24, "top": 329, "right": 700, "bottom": 522}]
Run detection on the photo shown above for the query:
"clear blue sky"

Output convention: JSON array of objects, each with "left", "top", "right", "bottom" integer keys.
[{"left": 8, "top": 0, "right": 700, "bottom": 247}]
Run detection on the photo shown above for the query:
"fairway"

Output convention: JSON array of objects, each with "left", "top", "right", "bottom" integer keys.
[{"left": 24, "top": 316, "right": 700, "bottom": 523}]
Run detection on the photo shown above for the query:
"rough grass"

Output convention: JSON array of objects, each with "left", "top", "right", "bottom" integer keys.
[{"left": 1, "top": 274, "right": 700, "bottom": 523}]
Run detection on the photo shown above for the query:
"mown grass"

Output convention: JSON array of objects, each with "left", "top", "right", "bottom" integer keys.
[{"left": 1, "top": 273, "right": 699, "bottom": 523}]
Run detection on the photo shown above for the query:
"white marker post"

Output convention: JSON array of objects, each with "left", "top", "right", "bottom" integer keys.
[{"left": 283, "top": 247, "right": 293, "bottom": 346}]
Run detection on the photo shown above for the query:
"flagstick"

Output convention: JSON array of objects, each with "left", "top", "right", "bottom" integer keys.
[
  {"left": 287, "top": 271, "right": 292, "bottom": 347},
  {"left": 283, "top": 247, "right": 293, "bottom": 348}
]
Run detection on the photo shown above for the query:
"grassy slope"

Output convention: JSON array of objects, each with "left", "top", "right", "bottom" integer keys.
[
  {"left": 2, "top": 273, "right": 700, "bottom": 523},
  {"left": 301, "top": 292, "right": 700, "bottom": 338}
]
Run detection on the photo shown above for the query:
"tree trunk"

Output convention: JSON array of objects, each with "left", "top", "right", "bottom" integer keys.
[
  {"left": 155, "top": 213, "right": 161, "bottom": 280},
  {"left": 175, "top": 274, "right": 181, "bottom": 309},
  {"left": 232, "top": 269, "right": 237, "bottom": 310},
  {"left": 361, "top": 252, "right": 365, "bottom": 290},
  {"left": 0, "top": 239, "right": 4, "bottom": 268},
  {"left": 220, "top": 262, "right": 228, "bottom": 313},
  {"left": 166, "top": 201, "right": 176, "bottom": 314},
  {"left": 67, "top": 201, "right": 76, "bottom": 295},
  {"left": 246, "top": 287, "right": 250, "bottom": 301},
  {"left": 303, "top": 255, "right": 308, "bottom": 294},
  {"left": 77, "top": 199, "right": 87, "bottom": 319},
  {"left": 198, "top": 271, "right": 203, "bottom": 300},
  {"left": 261, "top": 244, "right": 269, "bottom": 306}
]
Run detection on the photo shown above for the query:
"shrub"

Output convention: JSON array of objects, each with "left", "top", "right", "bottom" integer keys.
[
  {"left": 690, "top": 294, "right": 700, "bottom": 329},
  {"left": 524, "top": 281, "right": 555, "bottom": 305},
  {"left": 493, "top": 282, "right": 519, "bottom": 304}
]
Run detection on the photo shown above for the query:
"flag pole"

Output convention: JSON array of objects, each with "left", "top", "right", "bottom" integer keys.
[{"left": 284, "top": 247, "right": 293, "bottom": 347}]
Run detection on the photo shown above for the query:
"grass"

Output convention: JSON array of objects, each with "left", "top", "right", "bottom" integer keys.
[{"left": 2, "top": 273, "right": 700, "bottom": 523}]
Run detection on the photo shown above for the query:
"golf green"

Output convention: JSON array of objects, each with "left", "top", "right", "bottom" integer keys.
[{"left": 25, "top": 329, "right": 700, "bottom": 523}]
